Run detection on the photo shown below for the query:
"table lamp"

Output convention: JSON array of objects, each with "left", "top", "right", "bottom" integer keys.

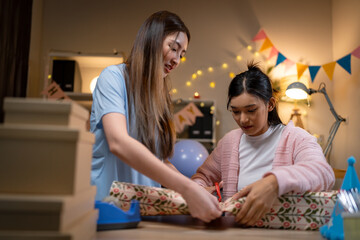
[{"left": 285, "top": 82, "right": 346, "bottom": 159}]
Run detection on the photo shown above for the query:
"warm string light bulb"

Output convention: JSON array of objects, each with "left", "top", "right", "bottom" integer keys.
[
  {"left": 184, "top": 43, "right": 268, "bottom": 91},
  {"left": 180, "top": 56, "right": 186, "bottom": 63}
]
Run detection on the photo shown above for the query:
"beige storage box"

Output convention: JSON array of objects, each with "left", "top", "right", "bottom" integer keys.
[
  {"left": 0, "top": 124, "right": 94, "bottom": 195},
  {"left": 0, "top": 186, "right": 96, "bottom": 231},
  {"left": 0, "top": 209, "right": 98, "bottom": 240},
  {"left": 3, "top": 98, "right": 89, "bottom": 131}
]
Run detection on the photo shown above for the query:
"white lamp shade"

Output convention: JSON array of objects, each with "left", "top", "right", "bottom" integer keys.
[
  {"left": 285, "top": 82, "right": 310, "bottom": 100},
  {"left": 285, "top": 88, "right": 308, "bottom": 99}
]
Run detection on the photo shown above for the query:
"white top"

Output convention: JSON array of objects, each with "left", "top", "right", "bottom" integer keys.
[{"left": 237, "top": 124, "right": 285, "bottom": 191}]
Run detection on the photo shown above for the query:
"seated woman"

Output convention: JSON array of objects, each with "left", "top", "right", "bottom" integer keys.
[{"left": 191, "top": 62, "right": 335, "bottom": 226}]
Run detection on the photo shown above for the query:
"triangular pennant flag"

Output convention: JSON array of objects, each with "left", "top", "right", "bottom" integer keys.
[
  {"left": 322, "top": 62, "right": 336, "bottom": 80},
  {"left": 267, "top": 47, "right": 278, "bottom": 60},
  {"left": 259, "top": 38, "right": 273, "bottom": 52},
  {"left": 283, "top": 59, "right": 295, "bottom": 72},
  {"left": 176, "top": 102, "right": 204, "bottom": 126},
  {"left": 275, "top": 52, "right": 286, "bottom": 66},
  {"left": 352, "top": 46, "right": 360, "bottom": 58},
  {"left": 296, "top": 63, "right": 308, "bottom": 79},
  {"left": 174, "top": 114, "right": 183, "bottom": 133},
  {"left": 308, "top": 66, "right": 321, "bottom": 83},
  {"left": 336, "top": 54, "right": 351, "bottom": 74},
  {"left": 177, "top": 109, "right": 193, "bottom": 125},
  {"left": 174, "top": 113, "right": 186, "bottom": 133},
  {"left": 252, "top": 29, "right": 267, "bottom": 41},
  {"left": 41, "top": 81, "right": 70, "bottom": 100},
  {"left": 186, "top": 102, "right": 203, "bottom": 116}
]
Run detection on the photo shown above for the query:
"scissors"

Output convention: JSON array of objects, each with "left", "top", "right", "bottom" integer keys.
[{"left": 215, "top": 182, "right": 222, "bottom": 202}]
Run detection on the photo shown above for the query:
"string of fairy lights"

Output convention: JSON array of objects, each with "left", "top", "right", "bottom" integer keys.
[
  {"left": 171, "top": 43, "right": 266, "bottom": 127},
  {"left": 170, "top": 44, "right": 265, "bottom": 99}
]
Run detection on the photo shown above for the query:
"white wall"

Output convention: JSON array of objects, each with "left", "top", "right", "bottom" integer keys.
[
  {"left": 28, "top": 0, "right": 360, "bottom": 175},
  {"left": 332, "top": 0, "right": 360, "bottom": 174}
]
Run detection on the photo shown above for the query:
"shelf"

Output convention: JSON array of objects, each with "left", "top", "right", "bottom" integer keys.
[
  {"left": 65, "top": 92, "right": 93, "bottom": 111},
  {"left": 173, "top": 98, "right": 216, "bottom": 152},
  {"left": 44, "top": 51, "right": 125, "bottom": 96},
  {"left": 65, "top": 92, "right": 92, "bottom": 101}
]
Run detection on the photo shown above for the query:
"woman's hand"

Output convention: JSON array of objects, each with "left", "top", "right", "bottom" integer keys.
[
  {"left": 182, "top": 181, "right": 222, "bottom": 222},
  {"left": 233, "top": 174, "right": 279, "bottom": 226},
  {"left": 103, "top": 113, "right": 221, "bottom": 222}
]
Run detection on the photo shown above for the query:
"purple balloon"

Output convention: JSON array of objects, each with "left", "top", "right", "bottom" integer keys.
[{"left": 169, "top": 140, "right": 209, "bottom": 178}]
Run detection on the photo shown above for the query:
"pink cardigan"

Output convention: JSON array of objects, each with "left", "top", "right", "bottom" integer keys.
[{"left": 191, "top": 121, "right": 335, "bottom": 200}]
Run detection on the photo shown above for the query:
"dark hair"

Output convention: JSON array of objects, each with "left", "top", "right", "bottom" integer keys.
[
  {"left": 125, "top": 11, "right": 190, "bottom": 160},
  {"left": 227, "top": 62, "right": 282, "bottom": 126}
]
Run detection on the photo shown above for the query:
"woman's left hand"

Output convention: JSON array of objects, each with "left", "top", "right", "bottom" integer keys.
[{"left": 232, "top": 174, "right": 279, "bottom": 226}]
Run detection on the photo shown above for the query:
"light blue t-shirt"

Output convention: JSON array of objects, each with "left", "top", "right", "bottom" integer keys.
[{"left": 90, "top": 64, "right": 160, "bottom": 201}]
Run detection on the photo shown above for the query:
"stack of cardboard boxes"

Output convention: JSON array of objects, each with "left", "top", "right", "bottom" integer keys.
[{"left": 0, "top": 97, "right": 98, "bottom": 240}]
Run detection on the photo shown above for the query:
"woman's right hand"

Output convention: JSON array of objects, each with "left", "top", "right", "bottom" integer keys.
[{"left": 181, "top": 181, "right": 222, "bottom": 222}]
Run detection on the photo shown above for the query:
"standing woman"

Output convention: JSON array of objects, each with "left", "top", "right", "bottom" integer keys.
[{"left": 90, "top": 11, "right": 222, "bottom": 222}]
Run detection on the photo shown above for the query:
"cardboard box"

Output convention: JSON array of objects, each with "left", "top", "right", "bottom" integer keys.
[
  {"left": 3, "top": 98, "right": 89, "bottom": 131},
  {"left": 0, "top": 209, "right": 98, "bottom": 240},
  {"left": 0, "top": 186, "right": 96, "bottom": 231},
  {"left": 0, "top": 124, "right": 94, "bottom": 195}
]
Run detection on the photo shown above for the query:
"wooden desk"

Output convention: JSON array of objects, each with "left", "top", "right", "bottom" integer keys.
[{"left": 96, "top": 215, "right": 325, "bottom": 240}]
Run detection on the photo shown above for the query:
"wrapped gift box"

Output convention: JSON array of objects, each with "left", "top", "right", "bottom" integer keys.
[
  {"left": 3, "top": 98, "right": 89, "bottom": 131},
  {"left": 0, "top": 209, "right": 98, "bottom": 240},
  {"left": 0, "top": 186, "right": 96, "bottom": 231},
  {"left": 109, "top": 181, "right": 338, "bottom": 230},
  {"left": 0, "top": 124, "right": 94, "bottom": 195}
]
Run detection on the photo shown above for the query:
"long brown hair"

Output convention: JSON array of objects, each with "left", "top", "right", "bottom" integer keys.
[{"left": 125, "top": 11, "right": 190, "bottom": 159}]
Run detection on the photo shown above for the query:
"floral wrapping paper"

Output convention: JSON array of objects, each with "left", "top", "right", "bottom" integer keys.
[{"left": 109, "top": 181, "right": 338, "bottom": 231}]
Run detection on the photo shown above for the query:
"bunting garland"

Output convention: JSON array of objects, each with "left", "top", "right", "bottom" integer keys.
[
  {"left": 41, "top": 81, "right": 70, "bottom": 100},
  {"left": 353, "top": 46, "right": 360, "bottom": 58},
  {"left": 253, "top": 29, "right": 360, "bottom": 82},
  {"left": 174, "top": 102, "right": 203, "bottom": 133},
  {"left": 308, "top": 66, "right": 321, "bottom": 82}
]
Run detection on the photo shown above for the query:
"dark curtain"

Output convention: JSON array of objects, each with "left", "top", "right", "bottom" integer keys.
[{"left": 0, "top": 0, "right": 33, "bottom": 122}]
